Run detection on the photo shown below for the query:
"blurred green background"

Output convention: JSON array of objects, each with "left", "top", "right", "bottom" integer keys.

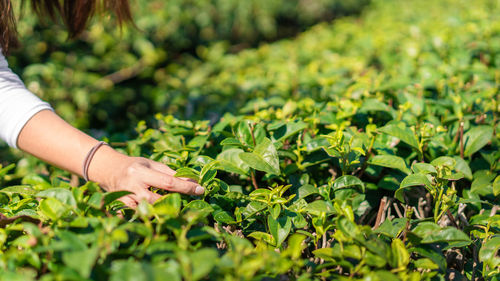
[{"left": 7, "top": 0, "right": 369, "bottom": 138}]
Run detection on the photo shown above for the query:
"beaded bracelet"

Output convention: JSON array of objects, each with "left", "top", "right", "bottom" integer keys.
[{"left": 82, "top": 141, "right": 108, "bottom": 182}]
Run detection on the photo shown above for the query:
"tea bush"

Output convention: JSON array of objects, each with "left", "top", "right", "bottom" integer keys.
[
  {"left": 7, "top": 0, "right": 368, "bottom": 132},
  {"left": 1, "top": 0, "right": 500, "bottom": 280}
]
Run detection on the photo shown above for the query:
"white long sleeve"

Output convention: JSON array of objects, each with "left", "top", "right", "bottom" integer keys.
[{"left": 0, "top": 51, "right": 53, "bottom": 148}]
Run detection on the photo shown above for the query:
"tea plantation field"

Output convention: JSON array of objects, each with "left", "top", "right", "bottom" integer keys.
[
  {"left": 1, "top": 0, "right": 499, "bottom": 280},
  {"left": 8, "top": 0, "right": 368, "bottom": 132}
]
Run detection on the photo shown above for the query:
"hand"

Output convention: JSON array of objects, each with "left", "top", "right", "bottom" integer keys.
[
  {"left": 93, "top": 153, "right": 205, "bottom": 208},
  {"left": 17, "top": 110, "right": 202, "bottom": 209}
]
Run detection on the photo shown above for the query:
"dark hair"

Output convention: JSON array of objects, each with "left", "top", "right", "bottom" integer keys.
[{"left": 0, "top": 0, "right": 133, "bottom": 55}]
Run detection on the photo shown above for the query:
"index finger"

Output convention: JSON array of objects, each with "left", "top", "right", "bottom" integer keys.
[
  {"left": 147, "top": 160, "right": 198, "bottom": 183},
  {"left": 142, "top": 168, "right": 205, "bottom": 195}
]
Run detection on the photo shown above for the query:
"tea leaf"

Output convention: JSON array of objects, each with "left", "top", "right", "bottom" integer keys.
[
  {"left": 463, "top": 126, "right": 493, "bottom": 157},
  {"left": 369, "top": 155, "right": 411, "bottom": 175},
  {"left": 378, "top": 123, "right": 419, "bottom": 150}
]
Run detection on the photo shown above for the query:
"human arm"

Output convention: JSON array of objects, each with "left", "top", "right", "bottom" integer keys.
[
  {"left": 0, "top": 54, "right": 203, "bottom": 208},
  {"left": 17, "top": 110, "right": 205, "bottom": 207}
]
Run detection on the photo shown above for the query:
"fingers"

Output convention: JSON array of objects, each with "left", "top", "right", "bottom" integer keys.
[
  {"left": 114, "top": 158, "right": 205, "bottom": 211},
  {"left": 142, "top": 168, "right": 205, "bottom": 195},
  {"left": 147, "top": 160, "right": 176, "bottom": 176},
  {"left": 147, "top": 159, "right": 198, "bottom": 183},
  {"left": 118, "top": 195, "right": 138, "bottom": 208},
  {"left": 118, "top": 190, "right": 161, "bottom": 209},
  {"left": 134, "top": 188, "right": 162, "bottom": 204}
]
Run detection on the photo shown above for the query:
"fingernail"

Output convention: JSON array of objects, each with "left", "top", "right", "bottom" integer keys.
[{"left": 195, "top": 185, "right": 205, "bottom": 195}]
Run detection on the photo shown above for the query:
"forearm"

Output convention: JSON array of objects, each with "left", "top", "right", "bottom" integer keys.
[
  {"left": 16, "top": 109, "right": 203, "bottom": 206},
  {"left": 17, "top": 109, "right": 127, "bottom": 188}
]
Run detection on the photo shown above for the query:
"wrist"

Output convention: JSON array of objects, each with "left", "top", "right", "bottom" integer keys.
[{"left": 85, "top": 144, "right": 130, "bottom": 190}]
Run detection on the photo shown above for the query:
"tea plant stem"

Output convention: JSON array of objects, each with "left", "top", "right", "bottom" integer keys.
[
  {"left": 356, "top": 136, "right": 375, "bottom": 177},
  {"left": 402, "top": 206, "right": 412, "bottom": 243},
  {"left": 249, "top": 123, "right": 257, "bottom": 147},
  {"left": 490, "top": 205, "right": 499, "bottom": 216},
  {"left": 434, "top": 188, "right": 445, "bottom": 223},
  {"left": 417, "top": 197, "right": 426, "bottom": 218},
  {"left": 470, "top": 243, "right": 479, "bottom": 281},
  {"left": 393, "top": 202, "right": 403, "bottom": 218},
  {"left": 413, "top": 206, "right": 423, "bottom": 219},
  {"left": 350, "top": 259, "right": 365, "bottom": 278},
  {"left": 452, "top": 120, "right": 460, "bottom": 144},
  {"left": 373, "top": 197, "right": 387, "bottom": 229},
  {"left": 250, "top": 170, "right": 259, "bottom": 189},
  {"left": 459, "top": 121, "right": 464, "bottom": 159},
  {"left": 446, "top": 210, "right": 459, "bottom": 228},
  {"left": 341, "top": 156, "right": 347, "bottom": 176}
]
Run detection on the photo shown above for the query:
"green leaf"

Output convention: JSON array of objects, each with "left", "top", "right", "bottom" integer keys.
[
  {"left": 110, "top": 260, "right": 181, "bottom": 281},
  {"left": 87, "top": 192, "right": 103, "bottom": 209},
  {"left": 39, "top": 197, "right": 69, "bottom": 221},
  {"left": 493, "top": 176, "right": 500, "bottom": 197},
  {"left": 291, "top": 212, "right": 307, "bottom": 228},
  {"left": 237, "top": 121, "right": 254, "bottom": 147},
  {"left": 0, "top": 163, "right": 15, "bottom": 178},
  {"left": 463, "top": 125, "right": 493, "bottom": 157},
  {"left": 453, "top": 156, "right": 472, "bottom": 180},
  {"left": 413, "top": 258, "right": 440, "bottom": 270},
  {"left": 36, "top": 188, "right": 77, "bottom": 208},
  {"left": 189, "top": 249, "right": 218, "bottom": 281},
  {"left": 271, "top": 121, "right": 307, "bottom": 141},
  {"left": 409, "top": 245, "right": 447, "bottom": 273},
  {"left": 248, "top": 231, "right": 275, "bottom": 245},
  {"left": 365, "top": 253, "right": 387, "bottom": 268},
  {"left": 183, "top": 200, "right": 213, "bottom": 213},
  {"left": 375, "top": 218, "right": 408, "bottom": 238},
  {"left": 479, "top": 236, "right": 500, "bottom": 269},
  {"left": 378, "top": 123, "right": 419, "bottom": 150},
  {"left": 242, "top": 201, "right": 266, "bottom": 218},
  {"left": 267, "top": 215, "right": 292, "bottom": 247},
  {"left": 200, "top": 170, "right": 217, "bottom": 186},
  {"left": 174, "top": 167, "right": 200, "bottom": 181},
  {"left": 249, "top": 188, "right": 271, "bottom": 199},
  {"left": 239, "top": 138, "right": 280, "bottom": 175},
  {"left": 390, "top": 239, "right": 410, "bottom": 268},
  {"left": 304, "top": 200, "right": 334, "bottom": 216},
  {"left": 336, "top": 216, "right": 360, "bottom": 238},
  {"left": 395, "top": 173, "right": 432, "bottom": 202},
  {"left": 200, "top": 161, "right": 219, "bottom": 183},
  {"left": 411, "top": 163, "right": 437, "bottom": 174},
  {"left": 220, "top": 137, "right": 243, "bottom": 147},
  {"left": 21, "top": 174, "right": 52, "bottom": 189},
  {"left": 103, "top": 191, "right": 133, "bottom": 206},
  {"left": 0, "top": 185, "right": 37, "bottom": 196},
  {"left": 430, "top": 156, "right": 455, "bottom": 168},
  {"left": 312, "top": 248, "right": 338, "bottom": 261},
  {"left": 215, "top": 148, "right": 250, "bottom": 175},
  {"left": 296, "top": 184, "right": 319, "bottom": 199},
  {"left": 332, "top": 175, "right": 365, "bottom": 193},
  {"left": 154, "top": 193, "right": 181, "bottom": 217},
  {"left": 360, "top": 99, "right": 396, "bottom": 118},
  {"left": 471, "top": 170, "right": 496, "bottom": 196},
  {"left": 368, "top": 155, "right": 411, "bottom": 174},
  {"left": 284, "top": 234, "right": 307, "bottom": 260},
  {"left": 62, "top": 247, "right": 99, "bottom": 278},
  {"left": 269, "top": 204, "right": 281, "bottom": 220},
  {"left": 373, "top": 271, "right": 400, "bottom": 281},
  {"left": 413, "top": 222, "right": 471, "bottom": 244},
  {"left": 213, "top": 210, "right": 236, "bottom": 224}
]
